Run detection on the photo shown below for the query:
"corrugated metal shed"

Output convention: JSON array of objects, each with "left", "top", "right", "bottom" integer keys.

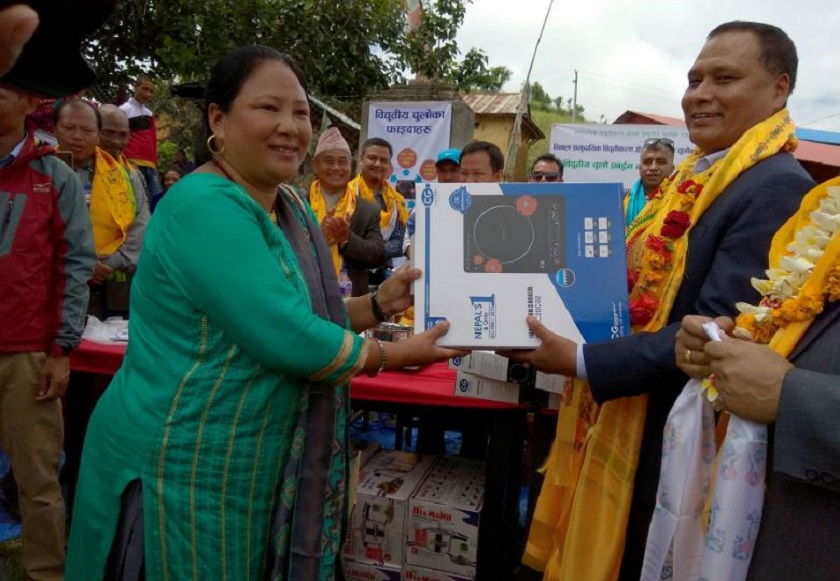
[
  {"left": 462, "top": 92, "right": 525, "bottom": 115},
  {"left": 462, "top": 92, "right": 545, "bottom": 141}
]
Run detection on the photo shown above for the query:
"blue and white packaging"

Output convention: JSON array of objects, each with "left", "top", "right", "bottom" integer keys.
[
  {"left": 414, "top": 182, "right": 629, "bottom": 348},
  {"left": 453, "top": 371, "right": 520, "bottom": 404},
  {"left": 449, "top": 352, "right": 511, "bottom": 382}
]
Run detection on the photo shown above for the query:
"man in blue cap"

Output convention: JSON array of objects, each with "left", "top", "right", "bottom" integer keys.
[{"left": 435, "top": 147, "right": 461, "bottom": 183}]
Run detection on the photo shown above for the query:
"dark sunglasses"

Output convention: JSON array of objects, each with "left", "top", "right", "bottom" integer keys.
[
  {"left": 643, "top": 137, "right": 675, "bottom": 152},
  {"left": 530, "top": 171, "right": 561, "bottom": 182}
]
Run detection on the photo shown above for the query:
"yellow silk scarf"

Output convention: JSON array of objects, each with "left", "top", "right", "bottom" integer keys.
[
  {"left": 524, "top": 109, "right": 798, "bottom": 581},
  {"left": 348, "top": 175, "right": 408, "bottom": 235},
  {"left": 308, "top": 180, "right": 357, "bottom": 276},
  {"left": 89, "top": 147, "right": 136, "bottom": 256}
]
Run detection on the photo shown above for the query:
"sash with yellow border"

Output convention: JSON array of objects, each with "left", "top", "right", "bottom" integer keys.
[
  {"left": 308, "top": 180, "right": 357, "bottom": 276},
  {"left": 348, "top": 175, "right": 407, "bottom": 240},
  {"left": 89, "top": 147, "right": 136, "bottom": 256},
  {"left": 524, "top": 109, "right": 798, "bottom": 580}
]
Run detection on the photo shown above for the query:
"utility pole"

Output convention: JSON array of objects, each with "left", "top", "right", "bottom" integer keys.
[
  {"left": 572, "top": 69, "right": 579, "bottom": 123},
  {"left": 505, "top": 0, "right": 555, "bottom": 179}
]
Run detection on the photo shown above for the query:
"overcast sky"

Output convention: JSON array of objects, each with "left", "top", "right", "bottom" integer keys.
[{"left": 457, "top": 0, "right": 840, "bottom": 130}]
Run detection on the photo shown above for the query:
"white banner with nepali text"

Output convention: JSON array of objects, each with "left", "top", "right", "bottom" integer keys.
[
  {"left": 366, "top": 101, "right": 453, "bottom": 208},
  {"left": 550, "top": 124, "right": 695, "bottom": 192}
]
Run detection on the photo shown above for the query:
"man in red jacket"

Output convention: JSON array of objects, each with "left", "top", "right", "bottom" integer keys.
[
  {"left": 119, "top": 74, "right": 161, "bottom": 198},
  {"left": 0, "top": 83, "right": 95, "bottom": 579}
]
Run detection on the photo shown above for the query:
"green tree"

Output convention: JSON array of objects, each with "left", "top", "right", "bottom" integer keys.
[
  {"left": 450, "top": 48, "right": 512, "bottom": 92},
  {"left": 86, "top": 0, "right": 508, "bottom": 103},
  {"left": 526, "top": 89, "right": 589, "bottom": 170},
  {"left": 85, "top": 0, "right": 407, "bottom": 102},
  {"left": 396, "top": 0, "right": 511, "bottom": 92},
  {"left": 397, "top": 0, "right": 467, "bottom": 82},
  {"left": 530, "top": 82, "right": 553, "bottom": 110}
]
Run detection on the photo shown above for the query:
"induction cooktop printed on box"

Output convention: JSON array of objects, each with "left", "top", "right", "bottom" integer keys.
[
  {"left": 414, "top": 182, "right": 629, "bottom": 349},
  {"left": 463, "top": 194, "right": 566, "bottom": 273}
]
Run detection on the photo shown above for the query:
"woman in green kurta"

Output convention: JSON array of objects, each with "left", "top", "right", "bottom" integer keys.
[{"left": 66, "top": 46, "right": 462, "bottom": 581}]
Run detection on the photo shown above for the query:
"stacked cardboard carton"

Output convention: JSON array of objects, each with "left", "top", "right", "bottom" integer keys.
[
  {"left": 343, "top": 454, "right": 487, "bottom": 580},
  {"left": 344, "top": 450, "right": 436, "bottom": 579},
  {"left": 449, "top": 352, "right": 520, "bottom": 404},
  {"left": 406, "top": 457, "right": 485, "bottom": 579}
]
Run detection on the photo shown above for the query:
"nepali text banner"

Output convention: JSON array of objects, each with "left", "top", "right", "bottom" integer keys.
[
  {"left": 367, "top": 101, "right": 452, "bottom": 206},
  {"left": 550, "top": 124, "right": 695, "bottom": 192}
]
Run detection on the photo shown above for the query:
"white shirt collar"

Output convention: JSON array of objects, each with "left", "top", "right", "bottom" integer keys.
[
  {"left": 694, "top": 148, "right": 730, "bottom": 173},
  {"left": 0, "top": 133, "right": 28, "bottom": 168}
]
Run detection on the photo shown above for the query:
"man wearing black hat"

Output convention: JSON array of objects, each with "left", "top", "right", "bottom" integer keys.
[{"left": 0, "top": 2, "right": 113, "bottom": 578}]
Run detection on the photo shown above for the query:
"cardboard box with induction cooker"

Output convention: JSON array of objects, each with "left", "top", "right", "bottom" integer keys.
[
  {"left": 414, "top": 182, "right": 630, "bottom": 349},
  {"left": 406, "top": 457, "right": 485, "bottom": 578},
  {"left": 343, "top": 450, "right": 435, "bottom": 570}
]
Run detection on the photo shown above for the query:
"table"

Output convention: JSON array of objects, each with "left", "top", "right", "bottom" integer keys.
[
  {"left": 70, "top": 341, "right": 521, "bottom": 409},
  {"left": 68, "top": 340, "right": 529, "bottom": 578},
  {"left": 69, "top": 340, "right": 125, "bottom": 375}
]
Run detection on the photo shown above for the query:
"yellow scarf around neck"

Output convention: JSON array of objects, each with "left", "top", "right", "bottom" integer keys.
[
  {"left": 523, "top": 109, "right": 798, "bottom": 581},
  {"left": 89, "top": 147, "right": 137, "bottom": 256},
  {"left": 349, "top": 175, "right": 408, "bottom": 235},
  {"left": 309, "top": 180, "right": 357, "bottom": 276}
]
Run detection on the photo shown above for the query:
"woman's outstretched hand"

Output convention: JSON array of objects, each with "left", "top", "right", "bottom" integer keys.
[{"left": 385, "top": 321, "right": 469, "bottom": 369}]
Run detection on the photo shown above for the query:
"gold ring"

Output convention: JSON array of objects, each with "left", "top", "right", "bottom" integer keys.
[
  {"left": 713, "top": 397, "right": 724, "bottom": 413},
  {"left": 683, "top": 348, "right": 692, "bottom": 364}
]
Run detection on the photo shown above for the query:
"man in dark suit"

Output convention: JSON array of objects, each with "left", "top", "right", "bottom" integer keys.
[
  {"left": 309, "top": 127, "right": 385, "bottom": 296},
  {"left": 676, "top": 291, "right": 840, "bottom": 579},
  {"left": 512, "top": 21, "right": 816, "bottom": 579}
]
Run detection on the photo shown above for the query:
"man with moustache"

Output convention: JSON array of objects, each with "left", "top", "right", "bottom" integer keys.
[
  {"left": 459, "top": 140, "right": 505, "bottom": 183},
  {"left": 98, "top": 104, "right": 149, "bottom": 210},
  {"left": 349, "top": 137, "right": 407, "bottom": 285},
  {"left": 308, "top": 127, "right": 385, "bottom": 296},
  {"left": 515, "top": 21, "right": 815, "bottom": 580},
  {"left": 625, "top": 138, "right": 676, "bottom": 226},
  {"left": 55, "top": 100, "right": 147, "bottom": 317}
]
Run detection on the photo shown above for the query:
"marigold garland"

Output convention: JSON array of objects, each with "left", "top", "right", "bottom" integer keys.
[
  {"left": 627, "top": 176, "right": 707, "bottom": 327},
  {"left": 701, "top": 184, "right": 840, "bottom": 403},
  {"left": 734, "top": 185, "right": 840, "bottom": 342}
]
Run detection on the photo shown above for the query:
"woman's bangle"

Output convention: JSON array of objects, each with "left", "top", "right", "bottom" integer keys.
[
  {"left": 371, "top": 292, "right": 390, "bottom": 323},
  {"left": 367, "top": 338, "right": 388, "bottom": 377}
]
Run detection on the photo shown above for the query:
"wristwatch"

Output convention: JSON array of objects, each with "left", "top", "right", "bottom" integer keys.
[{"left": 371, "top": 292, "right": 390, "bottom": 323}]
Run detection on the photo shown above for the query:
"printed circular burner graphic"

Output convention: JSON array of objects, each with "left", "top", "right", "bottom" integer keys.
[{"left": 471, "top": 205, "right": 535, "bottom": 265}]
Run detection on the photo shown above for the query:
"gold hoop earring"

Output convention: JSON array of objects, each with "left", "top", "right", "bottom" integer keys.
[{"left": 207, "top": 134, "right": 225, "bottom": 155}]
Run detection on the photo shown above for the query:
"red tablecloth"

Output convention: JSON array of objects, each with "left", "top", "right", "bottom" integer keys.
[
  {"left": 70, "top": 340, "right": 127, "bottom": 376},
  {"left": 70, "top": 340, "right": 525, "bottom": 410}
]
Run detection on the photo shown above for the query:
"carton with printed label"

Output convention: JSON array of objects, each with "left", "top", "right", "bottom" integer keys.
[
  {"left": 453, "top": 371, "right": 519, "bottom": 404},
  {"left": 448, "top": 351, "right": 532, "bottom": 384},
  {"left": 406, "top": 457, "right": 485, "bottom": 578},
  {"left": 402, "top": 564, "right": 472, "bottom": 581},
  {"left": 414, "top": 182, "right": 629, "bottom": 348},
  {"left": 534, "top": 371, "right": 567, "bottom": 394},
  {"left": 342, "top": 559, "right": 401, "bottom": 581},
  {"left": 344, "top": 450, "right": 435, "bottom": 569}
]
